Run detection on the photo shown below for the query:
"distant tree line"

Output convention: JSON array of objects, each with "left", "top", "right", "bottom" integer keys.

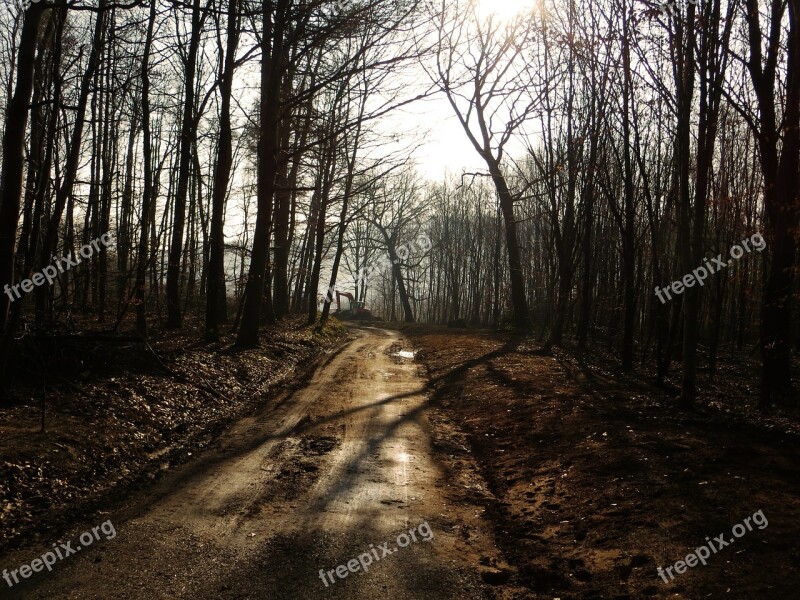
[{"left": 0, "top": 0, "right": 797, "bottom": 409}]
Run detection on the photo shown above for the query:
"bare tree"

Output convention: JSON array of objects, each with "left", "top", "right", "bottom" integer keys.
[{"left": 427, "top": 0, "right": 538, "bottom": 331}]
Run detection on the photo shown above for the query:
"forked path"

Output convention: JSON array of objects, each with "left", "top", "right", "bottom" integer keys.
[{"left": 4, "top": 328, "right": 495, "bottom": 599}]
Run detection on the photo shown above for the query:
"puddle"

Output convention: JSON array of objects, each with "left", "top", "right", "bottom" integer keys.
[{"left": 392, "top": 350, "right": 416, "bottom": 360}]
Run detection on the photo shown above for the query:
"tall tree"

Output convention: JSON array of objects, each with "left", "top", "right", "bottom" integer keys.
[
  {"left": 167, "top": 0, "right": 207, "bottom": 328},
  {"left": 136, "top": 0, "right": 158, "bottom": 337},
  {"left": 206, "top": 0, "right": 240, "bottom": 341},
  {"left": 237, "top": 0, "right": 290, "bottom": 347},
  {"left": 740, "top": 0, "right": 800, "bottom": 406},
  {"left": 429, "top": 0, "right": 536, "bottom": 331},
  {"left": 0, "top": 3, "right": 45, "bottom": 343}
]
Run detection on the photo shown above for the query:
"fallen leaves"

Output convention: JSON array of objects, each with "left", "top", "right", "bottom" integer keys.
[{"left": 0, "top": 317, "right": 346, "bottom": 549}]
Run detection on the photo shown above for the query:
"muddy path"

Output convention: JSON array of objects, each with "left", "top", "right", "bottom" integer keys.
[{"left": 1, "top": 327, "right": 496, "bottom": 599}]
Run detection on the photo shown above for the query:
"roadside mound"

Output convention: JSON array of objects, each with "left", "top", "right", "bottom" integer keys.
[{"left": 0, "top": 317, "right": 347, "bottom": 550}]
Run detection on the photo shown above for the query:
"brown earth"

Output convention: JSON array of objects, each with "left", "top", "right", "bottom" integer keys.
[
  {"left": 0, "top": 326, "right": 498, "bottom": 599},
  {"left": 406, "top": 325, "right": 800, "bottom": 600},
  {"left": 1, "top": 323, "right": 797, "bottom": 599},
  {"left": 0, "top": 316, "right": 346, "bottom": 552}
]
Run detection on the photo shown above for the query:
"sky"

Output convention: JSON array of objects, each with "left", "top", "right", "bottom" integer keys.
[
  {"left": 402, "top": 96, "right": 490, "bottom": 181},
  {"left": 369, "top": 0, "right": 539, "bottom": 182}
]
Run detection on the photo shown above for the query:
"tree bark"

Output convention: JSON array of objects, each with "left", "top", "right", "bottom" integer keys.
[
  {"left": 206, "top": 0, "right": 239, "bottom": 341},
  {"left": 237, "top": 0, "right": 290, "bottom": 347},
  {"left": 0, "top": 4, "right": 45, "bottom": 340},
  {"left": 167, "top": 0, "right": 203, "bottom": 328},
  {"left": 136, "top": 0, "right": 158, "bottom": 337}
]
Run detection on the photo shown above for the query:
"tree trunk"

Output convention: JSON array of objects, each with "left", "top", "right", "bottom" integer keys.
[
  {"left": 136, "top": 0, "right": 157, "bottom": 337},
  {"left": 486, "top": 159, "right": 530, "bottom": 331},
  {"left": 237, "top": 0, "right": 289, "bottom": 347},
  {"left": 206, "top": 0, "right": 239, "bottom": 341},
  {"left": 0, "top": 4, "right": 45, "bottom": 340},
  {"left": 167, "top": 0, "right": 203, "bottom": 328}
]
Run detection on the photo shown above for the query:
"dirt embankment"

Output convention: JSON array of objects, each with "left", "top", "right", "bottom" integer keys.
[
  {"left": 406, "top": 326, "right": 800, "bottom": 600},
  {"left": 0, "top": 317, "right": 347, "bottom": 552}
]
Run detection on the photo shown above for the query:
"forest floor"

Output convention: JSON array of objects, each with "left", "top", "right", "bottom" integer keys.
[
  {"left": 404, "top": 324, "right": 800, "bottom": 599},
  {"left": 0, "top": 316, "right": 346, "bottom": 552},
  {"left": 1, "top": 323, "right": 798, "bottom": 599},
  {"left": 0, "top": 326, "right": 496, "bottom": 599}
]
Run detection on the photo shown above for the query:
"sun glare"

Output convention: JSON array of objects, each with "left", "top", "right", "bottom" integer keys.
[{"left": 475, "top": 0, "right": 535, "bottom": 22}]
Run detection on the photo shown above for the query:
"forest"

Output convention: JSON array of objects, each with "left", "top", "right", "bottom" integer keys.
[{"left": 0, "top": 0, "right": 798, "bottom": 599}]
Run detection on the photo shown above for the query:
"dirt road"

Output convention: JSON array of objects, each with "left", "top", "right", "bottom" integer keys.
[{"left": 2, "top": 327, "right": 496, "bottom": 599}]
